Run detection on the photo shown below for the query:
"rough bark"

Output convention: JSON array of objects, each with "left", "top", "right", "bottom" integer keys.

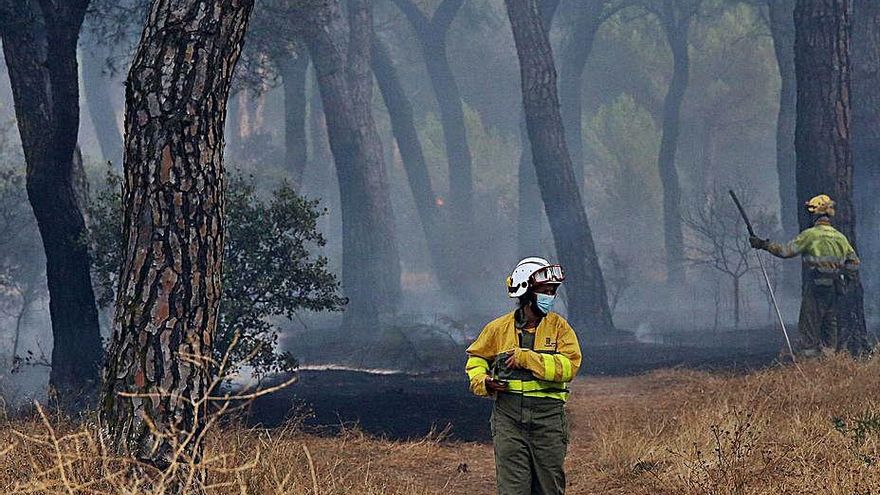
[
  {"left": 506, "top": 0, "right": 614, "bottom": 332},
  {"left": 517, "top": 1, "right": 557, "bottom": 258},
  {"left": 794, "top": 0, "right": 866, "bottom": 350},
  {"left": 852, "top": 0, "right": 880, "bottom": 300},
  {"left": 0, "top": 0, "right": 103, "bottom": 411},
  {"left": 768, "top": 0, "right": 799, "bottom": 238},
  {"left": 100, "top": 0, "right": 253, "bottom": 472},
  {"left": 80, "top": 26, "right": 124, "bottom": 168},
  {"left": 295, "top": 0, "right": 401, "bottom": 324},
  {"left": 390, "top": 0, "right": 473, "bottom": 235},
  {"left": 372, "top": 37, "right": 458, "bottom": 292},
  {"left": 277, "top": 53, "right": 309, "bottom": 188},
  {"left": 652, "top": 0, "right": 699, "bottom": 285}
]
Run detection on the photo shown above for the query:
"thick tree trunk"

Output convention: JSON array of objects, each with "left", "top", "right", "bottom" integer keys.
[
  {"left": 0, "top": 0, "right": 103, "bottom": 411},
  {"left": 277, "top": 53, "right": 309, "bottom": 188},
  {"left": 517, "top": 1, "right": 557, "bottom": 258},
  {"left": 795, "top": 0, "right": 855, "bottom": 236},
  {"left": 768, "top": 0, "right": 799, "bottom": 238},
  {"left": 506, "top": 0, "right": 614, "bottom": 332},
  {"left": 372, "top": 37, "right": 458, "bottom": 292},
  {"left": 100, "top": 0, "right": 253, "bottom": 473},
  {"left": 852, "top": 0, "right": 880, "bottom": 305},
  {"left": 656, "top": 9, "right": 691, "bottom": 285},
  {"left": 559, "top": 2, "right": 604, "bottom": 188},
  {"left": 296, "top": 0, "right": 400, "bottom": 325},
  {"left": 794, "top": 0, "right": 867, "bottom": 350},
  {"left": 80, "top": 27, "right": 123, "bottom": 168}
]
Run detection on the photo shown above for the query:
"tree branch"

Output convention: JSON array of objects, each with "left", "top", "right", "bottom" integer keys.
[
  {"left": 389, "top": 0, "right": 431, "bottom": 35},
  {"left": 431, "top": 0, "right": 465, "bottom": 33}
]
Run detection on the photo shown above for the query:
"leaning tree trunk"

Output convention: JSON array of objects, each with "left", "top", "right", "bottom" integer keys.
[
  {"left": 391, "top": 0, "right": 472, "bottom": 233},
  {"left": 391, "top": 0, "right": 478, "bottom": 289},
  {"left": 768, "top": 0, "right": 799, "bottom": 239},
  {"left": 656, "top": 13, "right": 691, "bottom": 285},
  {"left": 852, "top": 0, "right": 880, "bottom": 306},
  {"left": 296, "top": 0, "right": 401, "bottom": 325},
  {"left": 372, "top": 37, "right": 458, "bottom": 293},
  {"left": 794, "top": 0, "right": 867, "bottom": 352},
  {"left": 506, "top": 0, "right": 614, "bottom": 332},
  {"left": 0, "top": 0, "right": 104, "bottom": 412},
  {"left": 559, "top": 1, "right": 603, "bottom": 189},
  {"left": 277, "top": 53, "right": 310, "bottom": 188},
  {"left": 422, "top": 35, "right": 473, "bottom": 231},
  {"left": 80, "top": 27, "right": 124, "bottom": 168},
  {"left": 100, "top": 0, "right": 253, "bottom": 476}
]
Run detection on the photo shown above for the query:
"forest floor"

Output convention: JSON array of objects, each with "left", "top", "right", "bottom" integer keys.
[{"left": 3, "top": 353, "right": 880, "bottom": 494}]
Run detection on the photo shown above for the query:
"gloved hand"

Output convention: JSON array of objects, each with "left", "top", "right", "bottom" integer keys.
[
  {"left": 749, "top": 236, "right": 769, "bottom": 250},
  {"left": 484, "top": 376, "right": 508, "bottom": 393}
]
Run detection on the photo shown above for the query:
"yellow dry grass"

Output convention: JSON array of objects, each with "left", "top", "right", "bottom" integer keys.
[{"left": 3, "top": 354, "right": 880, "bottom": 494}]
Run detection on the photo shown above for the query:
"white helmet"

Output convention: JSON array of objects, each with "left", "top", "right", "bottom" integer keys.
[{"left": 506, "top": 257, "right": 565, "bottom": 298}]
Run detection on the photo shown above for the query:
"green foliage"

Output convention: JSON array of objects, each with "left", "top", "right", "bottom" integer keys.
[
  {"left": 586, "top": 93, "right": 663, "bottom": 220},
  {"left": 585, "top": 94, "right": 665, "bottom": 277},
  {"left": 88, "top": 170, "right": 346, "bottom": 376},
  {"left": 833, "top": 411, "right": 880, "bottom": 465},
  {"left": 417, "top": 102, "right": 519, "bottom": 217}
]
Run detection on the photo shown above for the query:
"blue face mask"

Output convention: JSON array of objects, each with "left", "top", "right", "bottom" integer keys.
[{"left": 535, "top": 293, "right": 556, "bottom": 315}]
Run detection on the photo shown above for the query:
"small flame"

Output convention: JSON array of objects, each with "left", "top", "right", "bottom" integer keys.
[{"left": 435, "top": 197, "right": 445, "bottom": 207}]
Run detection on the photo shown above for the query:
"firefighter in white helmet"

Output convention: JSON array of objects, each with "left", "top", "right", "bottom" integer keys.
[{"left": 465, "top": 257, "right": 582, "bottom": 495}]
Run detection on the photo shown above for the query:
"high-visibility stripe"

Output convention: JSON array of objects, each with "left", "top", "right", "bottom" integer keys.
[
  {"left": 541, "top": 353, "right": 556, "bottom": 382},
  {"left": 558, "top": 354, "right": 572, "bottom": 382},
  {"left": 503, "top": 377, "right": 570, "bottom": 401},
  {"left": 466, "top": 356, "right": 489, "bottom": 370},
  {"left": 466, "top": 356, "right": 489, "bottom": 380}
]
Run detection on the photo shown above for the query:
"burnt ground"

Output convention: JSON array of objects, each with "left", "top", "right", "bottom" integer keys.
[{"left": 246, "top": 326, "right": 791, "bottom": 442}]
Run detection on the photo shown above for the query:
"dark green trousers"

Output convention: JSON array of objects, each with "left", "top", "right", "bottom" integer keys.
[
  {"left": 491, "top": 393, "right": 569, "bottom": 495},
  {"left": 798, "top": 280, "right": 839, "bottom": 353}
]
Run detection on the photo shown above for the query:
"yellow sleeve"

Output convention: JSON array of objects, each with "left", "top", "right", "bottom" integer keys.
[
  {"left": 465, "top": 324, "right": 497, "bottom": 397},
  {"left": 512, "top": 320, "right": 582, "bottom": 382},
  {"left": 768, "top": 231, "right": 807, "bottom": 259}
]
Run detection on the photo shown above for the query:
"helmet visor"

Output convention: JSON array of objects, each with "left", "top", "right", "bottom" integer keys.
[{"left": 530, "top": 265, "right": 565, "bottom": 285}]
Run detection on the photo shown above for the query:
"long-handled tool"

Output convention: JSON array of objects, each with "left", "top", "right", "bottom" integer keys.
[{"left": 728, "top": 190, "right": 799, "bottom": 365}]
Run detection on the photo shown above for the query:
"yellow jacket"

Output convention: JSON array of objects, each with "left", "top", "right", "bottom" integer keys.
[{"left": 465, "top": 311, "right": 582, "bottom": 401}]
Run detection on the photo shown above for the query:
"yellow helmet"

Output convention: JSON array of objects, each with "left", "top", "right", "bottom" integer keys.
[{"left": 805, "top": 194, "right": 835, "bottom": 216}]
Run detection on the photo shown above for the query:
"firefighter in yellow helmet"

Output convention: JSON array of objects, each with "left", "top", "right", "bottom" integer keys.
[
  {"left": 465, "top": 257, "right": 582, "bottom": 495},
  {"left": 750, "top": 194, "right": 865, "bottom": 355}
]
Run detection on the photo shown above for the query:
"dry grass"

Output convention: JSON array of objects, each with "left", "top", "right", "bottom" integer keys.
[{"left": 3, "top": 354, "right": 880, "bottom": 494}]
